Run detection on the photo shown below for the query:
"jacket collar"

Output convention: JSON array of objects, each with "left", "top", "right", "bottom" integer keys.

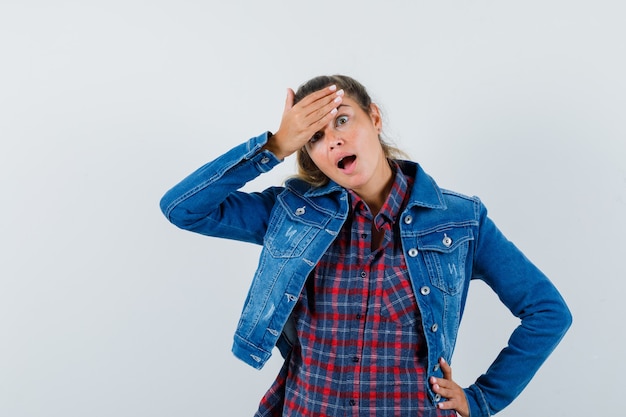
[
  {"left": 396, "top": 160, "right": 447, "bottom": 210},
  {"left": 285, "top": 160, "right": 446, "bottom": 210}
]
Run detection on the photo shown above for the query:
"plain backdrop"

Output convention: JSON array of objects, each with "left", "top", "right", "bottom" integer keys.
[{"left": 1, "top": 1, "right": 624, "bottom": 416}]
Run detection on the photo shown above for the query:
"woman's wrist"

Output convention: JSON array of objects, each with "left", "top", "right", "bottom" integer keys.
[{"left": 262, "top": 132, "right": 287, "bottom": 160}]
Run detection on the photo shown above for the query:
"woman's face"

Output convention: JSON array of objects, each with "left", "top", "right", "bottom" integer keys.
[{"left": 304, "top": 95, "right": 392, "bottom": 200}]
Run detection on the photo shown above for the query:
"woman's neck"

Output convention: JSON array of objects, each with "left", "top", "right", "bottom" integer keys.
[{"left": 357, "top": 161, "right": 395, "bottom": 216}]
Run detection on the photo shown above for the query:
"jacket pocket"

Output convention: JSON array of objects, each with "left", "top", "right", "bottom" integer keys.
[
  {"left": 417, "top": 227, "right": 473, "bottom": 295},
  {"left": 265, "top": 192, "right": 329, "bottom": 258}
]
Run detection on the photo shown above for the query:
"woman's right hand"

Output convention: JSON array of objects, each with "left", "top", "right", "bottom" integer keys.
[{"left": 263, "top": 85, "right": 344, "bottom": 160}]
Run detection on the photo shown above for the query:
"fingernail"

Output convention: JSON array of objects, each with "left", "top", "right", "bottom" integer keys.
[
  {"left": 329, "top": 84, "right": 337, "bottom": 91},
  {"left": 336, "top": 89, "right": 344, "bottom": 96},
  {"left": 330, "top": 108, "right": 338, "bottom": 115},
  {"left": 334, "top": 95, "right": 342, "bottom": 103}
]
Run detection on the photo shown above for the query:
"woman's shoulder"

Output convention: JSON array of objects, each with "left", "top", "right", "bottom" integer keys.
[{"left": 397, "top": 160, "right": 484, "bottom": 221}]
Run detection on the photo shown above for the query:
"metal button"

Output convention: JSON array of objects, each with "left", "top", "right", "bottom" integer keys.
[
  {"left": 420, "top": 286, "right": 431, "bottom": 296},
  {"left": 404, "top": 215, "right": 413, "bottom": 224},
  {"left": 433, "top": 364, "right": 440, "bottom": 372},
  {"left": 295, "top": 206, "right": 305, "bottom": 216},
  {"left": 434, "top": 394, "right": 442, "bottom": 402},
  {"left": 408, "top": 248, "right": 418, "bottom": 257},
  {"left": 260, "top": 156, "right": 270, "bottom": 164},
  {"left": 431, "top": 323, "right": 439, "bottom": 332},
  {"left": 442, "top": 233, "right": 452, "bottom": 247}
]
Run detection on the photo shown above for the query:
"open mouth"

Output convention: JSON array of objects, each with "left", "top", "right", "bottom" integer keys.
[{"left": 337, "top": 155, "right": 357, "bottom": 170}]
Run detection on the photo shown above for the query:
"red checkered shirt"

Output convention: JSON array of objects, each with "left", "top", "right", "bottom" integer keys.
[{"left": 255, "top": 165, "right": 454, "bottom": 417}]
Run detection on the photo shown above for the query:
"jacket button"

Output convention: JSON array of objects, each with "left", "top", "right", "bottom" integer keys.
[
  {"left": 442, "top": 233, "right": 453, "bottom": 247},
  {"left": 260, "top": 156, "right": 270, "bottom": 164},
  {"left": 404, "top": 215, "right": 413, "bottom": 224},
  {"left": 433, "top": 364, "right": 440, "bottom": 371},
  {"left": 420, "top": 286, "right": 430, "bottom": 296},
  {"left": 431, "top": 323, "right": 439, "bottom": 332},
  {"left": 434, "top": 394, "right": 442, "bottom": 402},
  {"left": 295, "top": 206, "right": 305, "bottom": 216},
  {"left": 408, "top": 248, "right": 418, "bottom": 257}
]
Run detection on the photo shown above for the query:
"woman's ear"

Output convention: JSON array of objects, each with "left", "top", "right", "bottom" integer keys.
[{"left": 369, "top": 103, "right": 382, "bottom": 132}]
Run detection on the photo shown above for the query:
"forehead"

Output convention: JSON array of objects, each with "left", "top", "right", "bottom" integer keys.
[{"left": 338, "top": 95, "right": 368, "bottom": 113}]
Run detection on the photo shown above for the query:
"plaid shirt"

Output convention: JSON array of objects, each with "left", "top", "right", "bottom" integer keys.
[{"left": 256, "top": 166, "right": 454, "bottom": 417}]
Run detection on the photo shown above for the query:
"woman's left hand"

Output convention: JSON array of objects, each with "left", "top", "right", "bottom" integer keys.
[{"left": 429, "top": 357, "right": 469, "bottom": 417}]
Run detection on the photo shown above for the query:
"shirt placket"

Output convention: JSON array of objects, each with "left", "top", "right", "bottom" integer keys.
[{"left": 344, "top": 204, "right": 371, "bottom": 416}]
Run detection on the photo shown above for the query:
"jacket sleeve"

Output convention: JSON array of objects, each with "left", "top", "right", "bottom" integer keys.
[
  {"left": 463, "top": 202, "right": 572, "bottom": 417},
  {"left": 159, "top": 132, "right": 283, "bottom": 245}
]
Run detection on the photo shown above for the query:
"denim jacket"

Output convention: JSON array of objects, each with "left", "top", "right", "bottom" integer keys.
[{"left": 160, "top": 132, "right": 571, "bottom": 417}]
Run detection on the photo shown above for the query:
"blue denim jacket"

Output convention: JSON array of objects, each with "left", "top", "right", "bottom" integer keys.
[{"left": 160, "top": 132, "right": 571, "bottom": 417}]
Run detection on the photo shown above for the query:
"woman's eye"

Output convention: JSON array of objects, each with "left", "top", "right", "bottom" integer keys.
[
  {"left": 310, "top": 131, "right": 323, "bottom": 143},
  {"left": 336, "top": 115, "right": 349, "bottom": 127}
]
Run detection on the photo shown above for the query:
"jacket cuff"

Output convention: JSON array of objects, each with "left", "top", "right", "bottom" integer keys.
[
  {"left": 245, "top": 131, "right": 282, "bottom": 173},
  {"left": 464, "top": 385, "right": 492, "bottom": 417}
]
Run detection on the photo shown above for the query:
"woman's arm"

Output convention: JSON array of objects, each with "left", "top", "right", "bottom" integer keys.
[
  {"left": 160, "top": 84, "right": 345, "bottom": 244},
  {"left": 464, "top": 204, "right": 573, "bottom": 417},
  {"left": 160, "top": 132, "right": 283, "bottom": 245}
]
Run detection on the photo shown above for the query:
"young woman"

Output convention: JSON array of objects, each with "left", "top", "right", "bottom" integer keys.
[{"left": 160, "top": 75, "right": 572, "bottom": 417}]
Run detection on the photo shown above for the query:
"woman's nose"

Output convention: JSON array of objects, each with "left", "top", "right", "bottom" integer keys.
[{"left": 327, "top": 132, "right": 343, "bottom": 149}]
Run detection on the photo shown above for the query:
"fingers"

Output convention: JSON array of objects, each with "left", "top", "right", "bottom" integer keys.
[
  {"left": 296, "top": 84, "right": 339, "bottom": 108},
  {"left": 269, "top": 85, "right": 343, "bottom": 159},
  {"left": 431, "top": 380, "right": 469, "bottom": 417},
  {"left": 439, "top": 357, "right": 452, "bottom": 380},
  {"left": 430, "top": 377, "right": 456, "bottom": 400},
  {"left": 304, "top": 89, "right": 343, "bottom": 131},
  {"left": 298, "top": 85, "right": 344, "bottom": 128},
  {"left": 283, "top": 88, "right": 295, "bottom": 113},
  {"left": 284, "top": 84, "right": 343, "bottom": 140},
  {"left": 430, "top": 358, "right": 470, "bottom": 417}
]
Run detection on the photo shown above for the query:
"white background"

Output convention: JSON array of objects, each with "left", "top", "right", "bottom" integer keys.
[{"left": 1, "top": 1, "right": 624, "bottom": 416}]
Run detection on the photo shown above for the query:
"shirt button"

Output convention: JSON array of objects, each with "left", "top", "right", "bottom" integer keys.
[
  {"left": 356, "top": 313, "right": 363, "bottom": 319},
  {"left": 404, "top": 215, "right": 413, "bottom": 224},
  {"left": 260, "top": 156, "right": 270, "bottom": 164},
  {"left": 420, "top": 286, "right": 431, "bottom": 295},
  {"left": 408, "top": 248, "right": 418, "bottom": 257},
  {"left": 360, "top": 271, "right": 367, "bottom": 278},
  {"left": 349, "top": 399, "right": 356, "bottom": 406},
  {"left": 431, "top": 323, "right": 439, "bottom": 332},
  {"left": 352, "top": 356, "right": 359, "bottom": 363}
]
